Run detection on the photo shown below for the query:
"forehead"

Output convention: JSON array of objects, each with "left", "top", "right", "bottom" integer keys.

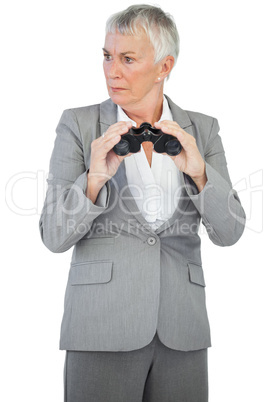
[{"left": 104, "top": 31, "right": 153, "bottom": 55}]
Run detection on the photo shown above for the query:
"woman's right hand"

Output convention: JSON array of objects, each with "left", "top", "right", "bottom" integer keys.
[{"left": 86, "top": 121, "right": 133, "bottom": 203}]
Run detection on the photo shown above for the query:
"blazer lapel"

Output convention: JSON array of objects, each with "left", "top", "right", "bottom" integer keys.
[
  {"left": 99, "top": 98, "right": 117, "bottom": 136},
  {"left": 99, "top": 99, "right": 151, "bottom": 229},
  {"left": 112, "top": 162, "right": 152, "bottom": 229},
  {"left": 155, "top": 96, "right": 195, "bottom": 234}
]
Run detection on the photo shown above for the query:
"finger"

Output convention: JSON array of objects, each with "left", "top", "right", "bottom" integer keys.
[
  {"left": 154, "top": 121, "right": 183, "bottom": 140},
  {"left": 94, "top": 134, "right": 123, "bottom": 156},
  {"left": 93, "top": 121, "right": 132, "bottom": 154},
  {"left": 154, "top": 120, "right": 182, "bottom": 131},
  {"left": 101, "top": 121, "right": 132, "bottom": 142},
  {"left": 174, "top": 130, "right": 197, "bottom": 153},
  {"left": 155, "top": 122, "right": 195, "bottom": 152}
]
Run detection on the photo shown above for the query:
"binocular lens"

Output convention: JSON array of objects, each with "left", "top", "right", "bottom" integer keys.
[
  {"left": 113, "top": 139, "right": 130, "bottom": 156},
  {"left": 165, "top": 139, "right": 182, "bottom": 156}
]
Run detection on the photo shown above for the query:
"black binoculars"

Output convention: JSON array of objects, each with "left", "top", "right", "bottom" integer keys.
[{"left": 113, "top": 122, "right": 182, "bottom": 156}]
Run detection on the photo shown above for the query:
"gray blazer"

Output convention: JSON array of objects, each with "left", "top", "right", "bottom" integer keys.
[{"left": 39, "top": 96, "right": 245, "bottom": 352}]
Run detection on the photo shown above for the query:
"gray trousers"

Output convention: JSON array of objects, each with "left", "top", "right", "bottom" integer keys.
[{"left": 64, "top": 332, "right": 208, "bottom": 402}]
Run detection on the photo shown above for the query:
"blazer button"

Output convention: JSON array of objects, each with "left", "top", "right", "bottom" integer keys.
[{"left": 147, "top": 237, "right": 157, "bottom": 246}]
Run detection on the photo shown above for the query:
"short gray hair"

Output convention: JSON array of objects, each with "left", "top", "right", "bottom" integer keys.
[{"left": 105, "top": 4, "right": 180, "bottom": 65}]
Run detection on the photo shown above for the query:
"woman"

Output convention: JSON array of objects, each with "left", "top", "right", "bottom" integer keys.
[{"left": 40, "top": 4, "right": 245, "bottom": 402}]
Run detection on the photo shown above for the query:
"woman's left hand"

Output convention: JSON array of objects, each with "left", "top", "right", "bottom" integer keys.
[{"left": 154, "top": 120, "right": 207, "bottom": 192}]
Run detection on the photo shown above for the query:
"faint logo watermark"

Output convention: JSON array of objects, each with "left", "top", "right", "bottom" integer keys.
[
  {"left": 5, "top": 169, "right": 263, "bottom": 233},
  {"left": 232, "top": 169, "right": 263, "bottom": 233}
]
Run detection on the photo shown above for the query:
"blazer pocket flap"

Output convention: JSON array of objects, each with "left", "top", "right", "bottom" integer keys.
[
  {"left": 188, "top": 262, "right": 206, "bottom": 287},
  {"left": 80, "top": 236, "right": 115, "bottom": 245},
  {"left": 70, "top": 261, "right": 113, "bottom": 285}
]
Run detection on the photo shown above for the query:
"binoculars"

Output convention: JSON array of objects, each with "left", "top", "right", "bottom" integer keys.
[{"left": 113, "top": 122, "right": 182, "bottom": 156}]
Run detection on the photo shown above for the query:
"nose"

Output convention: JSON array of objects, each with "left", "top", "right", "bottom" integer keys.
[{"left": 107, "top": 59, "right": 122, "bottom": 79}]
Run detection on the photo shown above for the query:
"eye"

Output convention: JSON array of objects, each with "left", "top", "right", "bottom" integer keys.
[
  {"left": 125, "top": 57, "right": 134, "bottom": 64},
  {"left": 103, "top": 53, "right": 112, "bottom": 61}
]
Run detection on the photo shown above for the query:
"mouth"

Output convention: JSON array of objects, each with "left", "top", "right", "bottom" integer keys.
[{"left": 110, "top": 87, "right": 127, "bottom": 92}]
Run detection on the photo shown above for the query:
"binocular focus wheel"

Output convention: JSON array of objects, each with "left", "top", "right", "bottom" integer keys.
[
  {"left": 165, "top": 139, "right": 182, "bottom": 156},
  {"left": 113, "top": 139, "right": 130, "bottom": 156}
]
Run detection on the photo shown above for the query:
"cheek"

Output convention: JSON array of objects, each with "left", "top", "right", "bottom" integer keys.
[
  {"left": 103, "top": 64, "right": 108, "bottom": 79},
  {"left": 131, "top": 71, "right": 156, "bottom": 92}
]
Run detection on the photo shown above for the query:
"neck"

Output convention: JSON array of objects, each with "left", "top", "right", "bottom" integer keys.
[{"left": 121, "top": 88, "right": 164, "bottom": 128}]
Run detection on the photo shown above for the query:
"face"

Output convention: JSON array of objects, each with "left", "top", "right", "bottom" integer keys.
[{"left": 103, "top": 30, "right": 162, "bottom": 110}]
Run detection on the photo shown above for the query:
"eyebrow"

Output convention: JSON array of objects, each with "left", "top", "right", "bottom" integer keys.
[{"left": 102, "top": 48, "right": 137, "bottom": 55}]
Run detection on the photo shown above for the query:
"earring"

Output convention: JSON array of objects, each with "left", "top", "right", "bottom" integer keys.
[{"left": 158, "top": 77, "right": 161, "bottom": 81}]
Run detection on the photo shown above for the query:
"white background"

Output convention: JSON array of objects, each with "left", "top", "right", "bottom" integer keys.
[{"left": 1, "top": 0, "right": 267, "bottom": 400}]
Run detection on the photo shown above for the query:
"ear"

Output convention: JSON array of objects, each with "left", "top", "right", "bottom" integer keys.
[{"left": 155, "top": 56, "right": 175, "bottom": 82}]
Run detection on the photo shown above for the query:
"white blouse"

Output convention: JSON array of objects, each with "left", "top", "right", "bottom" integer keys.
[{"left": 117, "top": 96, "right": 181, "bottom": 231}]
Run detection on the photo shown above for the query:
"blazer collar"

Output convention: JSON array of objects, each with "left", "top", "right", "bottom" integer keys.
[
  {"left": 100, "top": 98, "right": 117, "bottom": 128},
  {"left": 99, "top": 96, "right": 193, "bottom": 234},
  {"left": 99, "top": 96, "right": 192, "bottom": 129}
]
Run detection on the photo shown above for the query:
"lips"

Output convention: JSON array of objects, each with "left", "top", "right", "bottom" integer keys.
[{"left": 110, "top": 87, "right": 127, "bottom": 92}]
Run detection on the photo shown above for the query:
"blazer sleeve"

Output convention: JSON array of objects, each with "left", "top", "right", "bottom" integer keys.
[
  {"left": 184, "top": 117, "right": 246, "bottom": 246},
  {"left": 39, "top": 109, "right": 110, "bottom": 253}
]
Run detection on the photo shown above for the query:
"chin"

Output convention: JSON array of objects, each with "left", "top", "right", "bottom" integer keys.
[{"left": 109, "top": 92, "right": 130, "bottom": 107}]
